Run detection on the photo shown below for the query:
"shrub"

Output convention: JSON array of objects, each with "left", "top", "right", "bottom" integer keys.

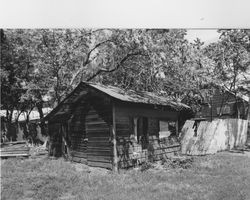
[
  {"left": 140, "top": 161, "right": 154, "bottom": 172},
  {"left": 161, "top": 156, "right": 193, "bottom": 169}
]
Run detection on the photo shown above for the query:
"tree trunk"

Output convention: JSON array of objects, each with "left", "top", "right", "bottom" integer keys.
[
  {"left": 25, "top": 113, "right": 33, "bottom": 145},
  {"left": 37, "top": 102, "right": 47, "bottom": 136},
  {"left": 6, "top": 109, "right": 14, "bottom": 141}
]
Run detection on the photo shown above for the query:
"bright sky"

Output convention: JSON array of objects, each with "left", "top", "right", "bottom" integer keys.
[
  {"left": 0, "top": 0, "right": 250, "bottom": 28},
  {"left": 185, "top": 30, "right": 220, "bottom": 44}
]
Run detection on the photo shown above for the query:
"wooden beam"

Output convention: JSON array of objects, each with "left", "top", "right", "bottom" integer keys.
[
  {"left": 176, "top": 118, "right": 179, "bottom": 137},
  {"left": 175, "top": 113, "right": 179, "bottom": 137},
  {"left": 112, "top": 102, "right": 118, "bottom": 172},
  {"left": 0, "top": 153, "right": 30, "bottom": 157},
  {"left": 115, "top": 103, "right": 178, "bottom": 120}
]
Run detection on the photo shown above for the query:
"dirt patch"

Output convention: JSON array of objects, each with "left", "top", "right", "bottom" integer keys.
[
  {"left": 73, "top": 162, "right": 90, "bottom": 172},
  {"left": 72, "top": 162, "right": 110, "bottom": 175}
]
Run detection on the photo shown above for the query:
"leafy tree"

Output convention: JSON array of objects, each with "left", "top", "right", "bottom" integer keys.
[
  {"left": 204, "top": 29, "right": 250, "bottom": 117},
  {"left": 1, "top": 29, "right": 37, "bottom": 140},
  {"left": 2, "top": 28, "right": 249, "bottom": 141}
]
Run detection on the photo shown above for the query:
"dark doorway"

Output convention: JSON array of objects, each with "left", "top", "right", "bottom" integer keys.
[{"left": 137, "top": 117, "right": 148, "bottom": 149}]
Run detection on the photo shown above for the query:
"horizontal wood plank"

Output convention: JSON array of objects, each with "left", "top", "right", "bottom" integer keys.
[
  {"left": 87, "top": 161, "right": 112, "bottom": 169},
  {"left": 71, "top": 156, "right": 87, "bottom": 164},
  {"left": 0, "top": 153, "right": 30, "bottom": 157},
  {"left": 87, "top": 155, "right": 112, "bottom": 162}
]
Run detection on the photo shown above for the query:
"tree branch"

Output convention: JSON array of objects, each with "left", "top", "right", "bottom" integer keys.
[
  {"left": 84, "top": 39, "right": 113, "bottom": 67},
  {"left": 69, "top": 39, "right": 114, "bottom": 86},
  {"left": 86, "top": 51, "right": 147, "bottom": 82}
]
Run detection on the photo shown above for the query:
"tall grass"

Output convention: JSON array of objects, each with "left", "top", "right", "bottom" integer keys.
[{"left": 1, "top": 153, "right": 250, "bottom": 200}]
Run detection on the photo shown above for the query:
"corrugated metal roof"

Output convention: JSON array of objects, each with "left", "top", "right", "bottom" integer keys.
[{"left": 86, "top": 82, "right": 190, "bottom": 110}]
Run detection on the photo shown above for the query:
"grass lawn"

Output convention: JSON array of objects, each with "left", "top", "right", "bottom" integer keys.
[{"left": 1, "top": 152, "right": 250, "bottom": 200}]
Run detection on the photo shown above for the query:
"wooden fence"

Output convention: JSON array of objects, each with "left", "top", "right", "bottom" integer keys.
[{"left": 180, "top": 119, "right": 248, "bottom": 155}]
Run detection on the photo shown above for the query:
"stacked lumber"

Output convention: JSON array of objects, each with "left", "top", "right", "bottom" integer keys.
[{"left": 0, "top": 141, "right": 30, "bottom": 158}]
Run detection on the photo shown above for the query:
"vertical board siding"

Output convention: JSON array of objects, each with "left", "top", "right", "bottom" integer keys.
[
  {"left": 196, "top": 88, "right": 248, "bottom": 120},
  {"left": 181, "top": 119, "right": 248, "bottom": 155}
]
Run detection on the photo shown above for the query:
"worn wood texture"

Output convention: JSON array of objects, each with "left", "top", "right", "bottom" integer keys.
[
  {"left": 114, "top": 103, "right": 180, "bottom": 168},
  {"left": 66, "top": 92, "right": 113, "bottom": 169},
  {"left": 0, "top": 142, "right": 30, "bottom": 158},
  {"left": 115, "top": 102, "right": 178, "bottom": 120},
  {"left": 48, "top": 86, "right": 183, "bottom": 169},
  {"left": 180, "top": 119, "right": 248, "bottom": 155},
  {"left": 48, "top": 122, "right": 62, "bottom": 157},
  {"left": 67, "top": 103, "right": 88, "bottom": 161},
  {"left": 195, "top": 88, "right": 248, "bottom": 120},
  {"left": 85, "top": 100, "right": 112, "bottom": 169}
]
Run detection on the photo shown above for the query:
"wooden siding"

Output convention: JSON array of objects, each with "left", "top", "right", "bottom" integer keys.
[
  {"left": 66, "top": 90, "right": 113, "bottom": 169},
  {"left": 115, "top": 102, "right": 178, "bottom": 120},
  {"left": 48, "top": 87, "right": 183, "bottom": 169},
  {"left": 58, "top": 88, "right": 114, "bottom": 169},
  {"left": 196, "top": 88, "right": 248, "bottom": 120},
  {"left": 86, "top": 106, "right": 112, "bottom": 169},
  {"left": 114, "top": 103, "right": 180, "bottom": 168},
  {"left": 68, "top": 102, "right": 88, "bottom": 164},
  {"left": 48, "top": 122, "right": 62, "bottom": 157}
]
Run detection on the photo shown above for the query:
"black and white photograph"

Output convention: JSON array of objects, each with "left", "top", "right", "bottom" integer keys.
[{"left": 1, "top": 0, "right": 250, "bottom": 199}]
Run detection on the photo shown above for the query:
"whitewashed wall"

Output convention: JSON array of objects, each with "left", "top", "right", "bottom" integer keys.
[{"left": 180, "top": 119, "right": 248, "bottom": 155}]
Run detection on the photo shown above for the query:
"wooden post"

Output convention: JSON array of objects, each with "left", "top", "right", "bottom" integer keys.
[
  {"left": 210, "top": 96, "right": 213, "bottom": 122},
  {"left": 176, "top": 118, "right": 179, "bottom": 137},
  {"left": 112, "top": 102, "right": 118, "bottom": 172},
  {"left": 247, "top": 94, "right": 250, "bottom": 145}
]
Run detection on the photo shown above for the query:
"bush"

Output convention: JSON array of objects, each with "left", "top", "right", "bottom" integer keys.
[{"left": 140, "top": 161, "right": 154, "bottom": 172}]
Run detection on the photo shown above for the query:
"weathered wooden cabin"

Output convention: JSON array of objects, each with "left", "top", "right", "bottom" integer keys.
[{"left": 44, "top": 82, "right": 191, "bottom": 170}]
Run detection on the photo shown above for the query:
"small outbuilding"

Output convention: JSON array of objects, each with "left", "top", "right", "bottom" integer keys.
[
  {"left": 44, "top": 82, "right": 191, "bottom": 170},
  {"left": 194, "top": 86, "right": 249, "bottom": 121},
  {"left": 180, "top": 85, "right": 250, "bottom": 156}
]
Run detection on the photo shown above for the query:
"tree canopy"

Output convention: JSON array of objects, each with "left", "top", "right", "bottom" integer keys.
[{"left": 1, "top": 28, "right": 249, "bottom": 129}]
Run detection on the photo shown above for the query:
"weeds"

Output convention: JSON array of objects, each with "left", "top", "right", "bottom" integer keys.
[
  {"left": 161, "top": 156, "right": 193, "bottom": 169},
  {"left": 1, "top": 152, "right": 250, "bottom": 200},
  {"left": 140, "top": 161, "right": 154, "bottom": 172}
]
